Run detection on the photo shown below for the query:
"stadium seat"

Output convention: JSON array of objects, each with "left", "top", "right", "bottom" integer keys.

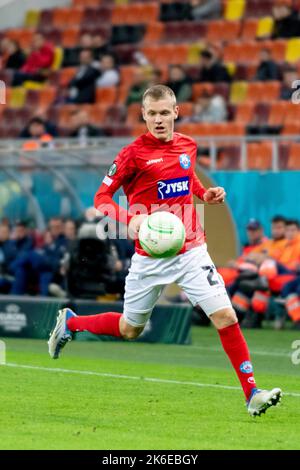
[
  {"left": 241, "top": 18, "right": 259, "bottom": 40},
  {"left": 9, "top": 87, "right": 27, "bottom": 108},
  {"left": 262, "top": 40, "right": 287, "bottom": 62},
  {"left": 192, "top": 83, "right": 214, "bottom": 100},
  {"left": 144, "top": 22, "right": 164, "bottom": 43},
  {"left": 245, "top": 0, "right": 274, "bottom": 18},
  {"left": 224, "top": 0, "right": 246, "bottom": 20},
  {"left": 52, "top": 8, "right": 70, "bottom": 30},
  {"left": 178, "top": 102, "right": 193, "bottom": 119},
  {"left": 246, "top": 81, "right": 280, "bottom": 103},
  {"left": 39, "top": 87, "right": 57, "bottom": 109},
  {"left": 72, "top": 0, "right": 101, "bottom": 6},
  {"left": 38, "top": 9, "right": 54, "bottom": 32},
  {"left": 234, "top": 102, "right": 255, "bottom": 123},
  {"left": 131, "top": 123, "right": 147, "bottom": 136},
  {"left": 285, "top": 38, "right": 300, "bottom": 63},
  {"left": 284, "top": 102, "right": 300, "bottom": 123},
  {"left": 287, "top": 143, "right": 300, "bottom": 170},
  {"left": 59, "top": 67, "right": 77, "bottom": 87},
  {"left": 96, "top": 87, "right": 117, "bottom": 105},
  {"left": 62, "top": 28, "right": 80, "bottom": 48},
  {"left": 206, "top": 20, "right": 241, "bottom": 42},
  {"left": 268, "top": 101, "right": 287, "bottom": 127},
  {"left": 229, "top": 81, "right": 248, "bottom": 104},
  {"left": 282, "top": 122, "right": 300, "bottom": 135},
  {"left": 256, "top": 16, "right": 274, "bottom": 38},
  {"left": 247, "top": 142, "right": 273, "bottom": 170},
  {"left": 24, "top": 9, "right": 40, "bottom": 28},
  {"left": 217, "top": 145, "right": 241, "bottom": 170}
]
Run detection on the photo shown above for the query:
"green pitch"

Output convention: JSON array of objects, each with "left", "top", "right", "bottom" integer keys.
[{"left": 0, "top": 327, "right": 300, "bottom": 450}]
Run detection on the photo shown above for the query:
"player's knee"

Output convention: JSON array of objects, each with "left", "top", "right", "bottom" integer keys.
[{"left": 210, "top": 307, "right": 238, "bottom": 329}]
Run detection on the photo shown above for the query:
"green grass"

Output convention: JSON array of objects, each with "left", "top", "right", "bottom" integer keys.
[{"left": 0, "top": 327, "right": 300, "bottom": 450}]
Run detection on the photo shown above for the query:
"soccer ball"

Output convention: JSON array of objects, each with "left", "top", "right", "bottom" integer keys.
[{"left": 138, "top": 211, "right": 186, "bottom": 258}]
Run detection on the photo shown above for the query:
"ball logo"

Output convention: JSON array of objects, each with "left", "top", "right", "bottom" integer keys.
[
  {"left": 179, "top": 154, "right": 191, "bottom": 170},
  {"left": 239, "top": 361, "right": 253, "bottom": 374}
]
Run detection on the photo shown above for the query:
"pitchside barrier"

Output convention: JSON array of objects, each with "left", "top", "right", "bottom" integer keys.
[{"left": 0, "top": 296, "right": 192, "bottom": 345}]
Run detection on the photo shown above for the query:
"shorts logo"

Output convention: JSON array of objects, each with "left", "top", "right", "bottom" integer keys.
[
  {"left": 157, "top": 177, "right": 190, "bottom": 200},
  {"left": 107, "top": 163, "right": 117, "bottom": 177},
  {"left": 179, "top": 153, "right": 191, "bottom": 169},
  {"left": 240, "top": 361, "right": 253, "bottom": 374}
]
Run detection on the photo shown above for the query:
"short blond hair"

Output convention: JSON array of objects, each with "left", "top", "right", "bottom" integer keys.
[{"left": 142, "top": 84, "right": 177, "bottom": 106}]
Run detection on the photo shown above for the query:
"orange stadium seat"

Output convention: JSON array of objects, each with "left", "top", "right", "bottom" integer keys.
[
  {"left": 73, "top": 0, "right": 101, "bottom": 6},
  {"left": 119, "top": 66, "right": 138, "bottom": 87},
  {"left": 144, "top": 22, "right": 164, "bottom": 43},
  {"left": 178, "top": 102, "right": 193, "bottom": 119},
  {"left": 206, "top": 20, "right": 241, "bottom": 42},
  {"left": 241, "top": 18, "right": 259, "bottom": 40},
  {"left": 268, "top": 101, "right": 287, "bottom": 126},
  {"left": 261, "top": 40, "right": 287, "bottom": 62},
  {"left": 39, "top": 87, "right": 57, "bottom": 109},
  {"left": 234, "top": 102, "right": 255, "bottom": 123},
  {"left": 284, "top": 102, "right": 300, "bottom": 123},
  {"left": 117, "top": 85, "right": 130, "bottom": 105},
  {"left": 62, "top": 29, "right": 80, "bottom": 48},
  {"left": 59, "top": 67, "right": 77, "bottom": 87},
  {"left": 282, "top": 122, "right": 300, "bottom": 135},
  {"left": 246, "top": 81, "right": 280, "bottom": 103},
  {"left": 96, "top": 87, "right": 117, "bottom": 105},
  {"left": 287, "top": 143, "right": 300, "bottom": 170},
  {"left": 247, "top": 142, "right": 273, "bottom": 170},
  {"left": 52, "top": 8, "right": 70, "bottom": 29},
  {"left": 126, "top": 103, "right": 142, "bottom": 125},
  {"left": 192, "top": 83, "right": 214, "bottom": 100}
]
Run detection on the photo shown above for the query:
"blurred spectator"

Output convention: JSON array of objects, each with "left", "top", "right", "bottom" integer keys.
[
  {"left": 190, "top": 0, "right": 221, "bottom": 20},
  {"left": 69, "top": 109, "right": 105, "bottom": 140},
  {"left": 63, "top": 33, "right": 93, "bottom": 67},
  {"left": 68, "top": 49, "right": 99, "bottom": 104},
  {"left": 64, "top": 219, "right": 78, "bottom": 242},
  {"left": 96, "top": 54, "right": 119, "bottom": 88},
  {"left": 10, "top": 217, "right": 68, "bottom": 296},
  {"left": 20, "top": 116, "right": 58, "bottom": 139},
  {"left": 126, "top": 67, "right": 149, "bottom": 106},
  {"left": 166, "top": 65, "right": 192, "bottom": 102},
  {"left": 0, "top": 38, "right": 25, "bottom": 70},
  {"left": 280, "top": 66, "right": 298, "bottom": 100},
  {"left": 92, "top": 33, "right": 111, "bottom": 60},
  {"left": 272, "top": 0, "right": 300, "bottom": 38},
  {"left": 12, "top": 33, "right": 54, "bottom": 86},
  {"left": 254, "top": 49, "right": 281, "bottom": 81},
  {"left": 149, "top": 68, "right": 163, "bottom": 86},
  {"left": 199, "top": 49, "right": 231, "bottom": 83},
  {"left": 0, "top": 224, "right": 14, "bottom": 293},
  {"left": 183, "top": 90, "right": 227, "bottom": 123}
]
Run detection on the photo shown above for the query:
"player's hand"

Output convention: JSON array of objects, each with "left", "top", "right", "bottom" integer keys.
[
  {"left": 203, "top": 187, "right": 226, "bottom": 204},
  {"left": 128, "top": 214, "right": 148, "bottom": 240}
]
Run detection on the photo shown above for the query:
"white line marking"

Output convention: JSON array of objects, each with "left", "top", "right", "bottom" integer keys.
[{"left": 4, "top": 362, "right": 300, "bottom": 398}]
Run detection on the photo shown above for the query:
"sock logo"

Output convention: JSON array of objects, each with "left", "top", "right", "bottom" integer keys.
[
  {"left": 240, "top": 361, "right": 253, "bottom": 374},
  {"left": 248, "top": 377, "right": 256, "bottom": 384}
]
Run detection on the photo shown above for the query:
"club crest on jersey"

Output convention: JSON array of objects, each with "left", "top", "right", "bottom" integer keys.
[
  {"left": 157, "top": 177, "right": 190, "bottom": 200},
  {"left": 179, "top": 153, "right": 191, "bottom": 169},
  {"left": 107, "top": 163, "right": 117, "bottom": 177}
]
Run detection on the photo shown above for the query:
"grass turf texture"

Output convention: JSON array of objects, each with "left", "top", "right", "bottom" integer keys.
[{"left": 0, "top": 327, "right": 300, "bottom": 450}]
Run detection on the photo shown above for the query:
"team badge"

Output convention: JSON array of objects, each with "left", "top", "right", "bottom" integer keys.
[
  {"left": 107, "top": 163, "right": 117, "bottom": 177},
  {"left": 239, "top": 361, "right": 253, "bottom": 374},
  {"left": 179, "top": 153, "right": 191, "bottom": 170}
]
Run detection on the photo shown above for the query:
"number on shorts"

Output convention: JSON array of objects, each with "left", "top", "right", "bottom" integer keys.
[{"left": 202, "top": 265, "right": 219, "bottom": 286}]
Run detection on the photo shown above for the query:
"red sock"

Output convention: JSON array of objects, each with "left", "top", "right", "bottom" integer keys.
[
  {"left": 67, "top": 312, "right": 122, "bottom": 337},
  {"left": 218, "top": 322, "right": 257, "bottom": 401}
]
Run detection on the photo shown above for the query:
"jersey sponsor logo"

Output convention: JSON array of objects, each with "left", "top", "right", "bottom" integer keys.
[
  {"left": 157, "top": 177, "right": 190, "bottom": 200},
  {"left": 146, "top": 158, "right": 164, "bottom": 165},
  {"left": 107, "top": 163, "right": 117, "bottom": 177},
  {"left": 179, "top": 153, "right": 191, "bottom": 169},
  {"left": 103, "top": 175, "right": 113, "bottom": 186},
  {"left": 240, "top": 361, "right": 253, "bottom": 374}
]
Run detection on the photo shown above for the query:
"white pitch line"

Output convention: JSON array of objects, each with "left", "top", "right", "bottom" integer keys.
[{"left": 4, "top": 362, "right": 300, "bottom": 398}]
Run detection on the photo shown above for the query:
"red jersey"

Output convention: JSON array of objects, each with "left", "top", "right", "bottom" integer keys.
[{"left": 94, "top": 132, "right": 207, "bottom": 256}]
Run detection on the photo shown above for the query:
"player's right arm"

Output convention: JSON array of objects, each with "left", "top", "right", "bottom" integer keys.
[{"left": 94, "top": 146, "right": 136, "bottom": 226}]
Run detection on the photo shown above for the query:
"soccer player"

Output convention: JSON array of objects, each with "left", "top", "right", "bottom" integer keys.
[{"left": 48, "top": 85, "right": 282, "bottom": 416}]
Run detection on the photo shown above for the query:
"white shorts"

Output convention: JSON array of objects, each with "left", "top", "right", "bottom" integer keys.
[{"left": 123, "top": 244, "right": 232, "bottom": 327}]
